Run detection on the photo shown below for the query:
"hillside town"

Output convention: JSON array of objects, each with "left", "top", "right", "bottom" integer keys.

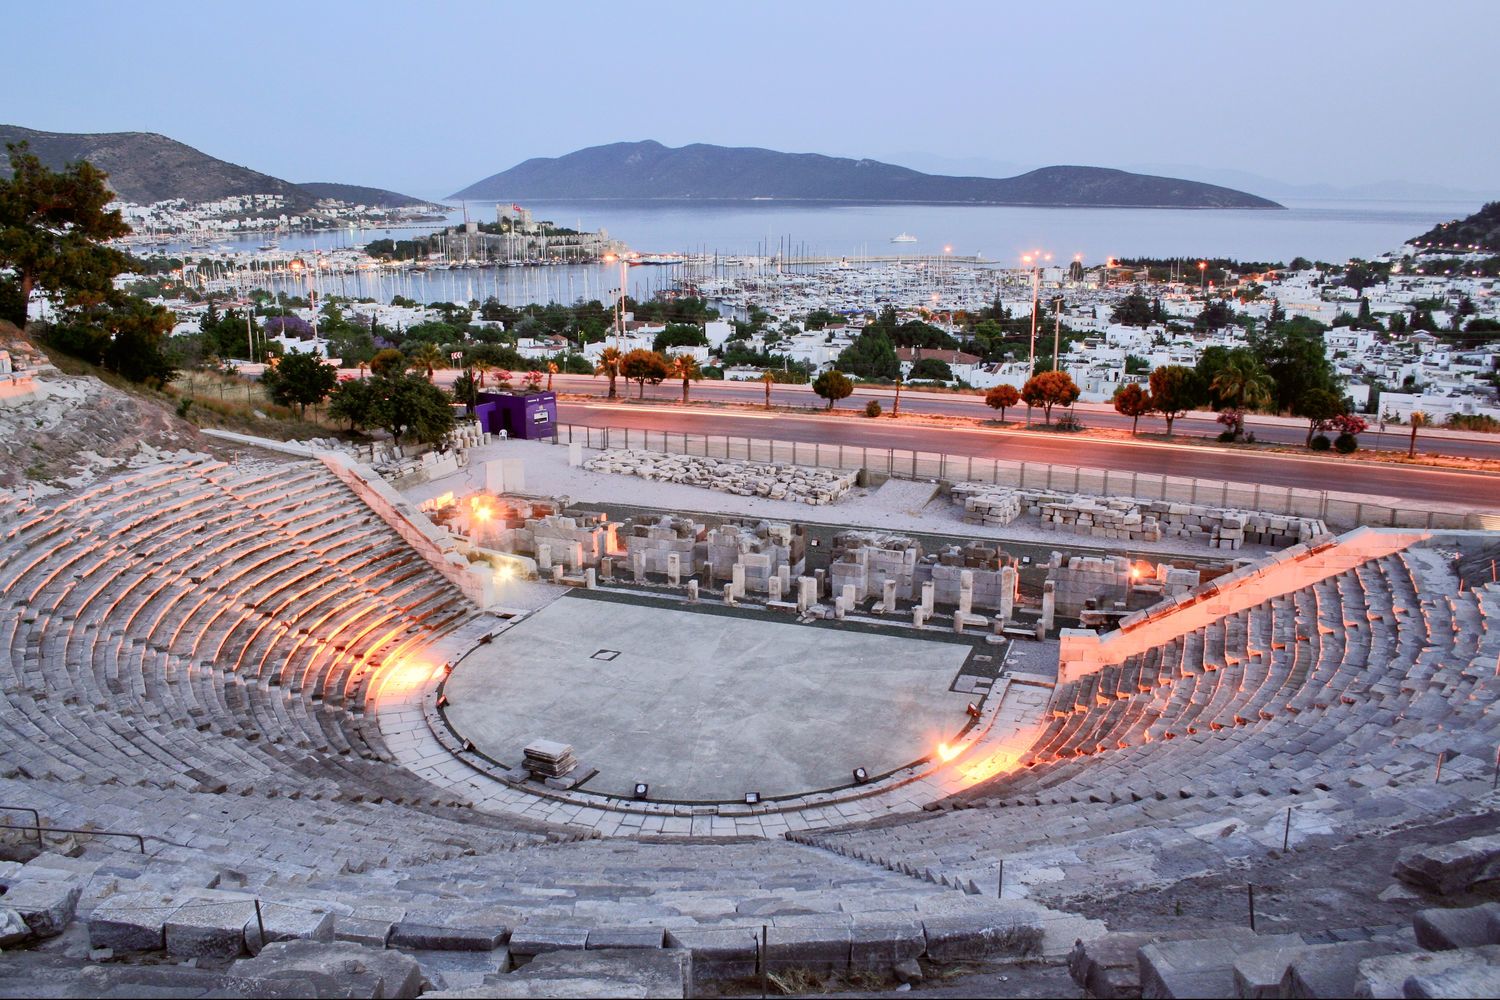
[{"left": 115, "top": 227, "right": 1500, "bottom": 427}]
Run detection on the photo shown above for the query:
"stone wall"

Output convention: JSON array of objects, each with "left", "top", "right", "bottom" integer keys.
[
  {"left": 585, "top": 449, "right": 858, "bottom": 505},
  {"left": 953, "top": 482, "right": 1327, "bottom": 549},
  {"left": 829, "top": 532, "right": 921, "bottom": 602}
]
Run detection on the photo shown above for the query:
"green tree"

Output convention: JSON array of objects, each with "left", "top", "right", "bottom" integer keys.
[
  {"left": 260, "top": 348, "right": 338, "bottom": 418},
  {"left": 1113, "top": 382, "right": 1152, "bottom": 435},
  {"left": 652, "top": 323, "right": 708, "bottom": 353},
  {"left": 1021, "top": 370, "right": 1081, "bottom": 424},
  {"left": 594, "top": 346, "right": 623, "bottom": 398},
  {"left": 985, "top": 383, "right": 1020, "bottom": 421},
  {"left": 1293, "top": 387, "right": 1346, "bottom": 447},
  {"left": 834, "top": 328, "right": 900, "bottom": 379},
  {"left": 408, "top": 342, "right": 445, "bottom": 380},
  {"left": 370, "top": 348, "right": 406, "bottom": 378},
  {"left": 620, "top": 348, "right": 669, "bottom": 398},
  {"left": 668, "top": 353, "right": 701, "bottom": 403},
  {"left": 1110, "top": 290, "right": 1154, "bottom": 327},
  {"left": 328, "top": 376, "right": 378, "bottom": 431},
  {"left": 1194, "top": 300, "right": 1237, "bottom": 331},
  {"left": 1208, "top": 348, "right": 1273, "bottom": 435},
  {"left": 0, "top": 142, "right": 132, "bottom": 326},
  {"left": 372, "top": 372, "right": 455, "bottom": 447},
  {"left": 812, "top": 369, "right": 853, "bottom": 410},
  {"left": 909, "top": 357, "right": 953, "bottom": 381},
  {"left": 1250, "top": 319, "right": 1340, "bottom": 412},
  {"left": 1148, "top": 365, "right": 1204, "bottom": 436}
]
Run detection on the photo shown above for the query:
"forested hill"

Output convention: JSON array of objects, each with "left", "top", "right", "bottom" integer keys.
[
  {"left": 1411, "top": 201, "right": 1500, "bottom": 252},
  {"left": 452, "top": 140, "right": 1283, "bottom": 209},
  {"left": 0, "top": 125, "right": 432, "bottom": 209}
]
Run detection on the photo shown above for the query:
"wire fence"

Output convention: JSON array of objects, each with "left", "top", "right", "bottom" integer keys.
[{"left": 551, "top": 423, "right": 1496, "bottom": 531}]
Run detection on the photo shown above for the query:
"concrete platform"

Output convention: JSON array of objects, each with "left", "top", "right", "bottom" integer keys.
[{"left": 443, "top": 594, "right": 975, "bottom": 801}]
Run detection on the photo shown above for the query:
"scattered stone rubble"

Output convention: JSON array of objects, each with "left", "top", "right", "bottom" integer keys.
[
  {"left": 585, "top": 449, "right": 857, "bottom": 505},
  {"left": 953, "top": 482, "right": 1326, "bottom": 549}
]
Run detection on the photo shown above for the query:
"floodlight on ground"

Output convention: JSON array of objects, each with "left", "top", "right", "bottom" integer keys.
[
  {"left": 462, "top": 739, "right": 474, "bottom": 753},
  {"left": 852, "top": 767, "right": 869, "bottom": 784},
  {"left": 745, "top": 792, "right": 761, "bottom": 805},
  {"left": 966, "top": 702, "right": 981, "bottom": 719},
  {"left": 436, "top": 694, "right": 449, "bottom": 709},
  {"left": 633, "top": 782, "right": 649, "bottom": 800}
]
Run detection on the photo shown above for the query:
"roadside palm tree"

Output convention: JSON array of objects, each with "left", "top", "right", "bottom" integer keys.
[
  {"left": 761, "top": 369, "right": 775, "bottom": 409},
  {"left": 891, "top": 373, "right": 903, "bottom": 417},
  {"left": 594, "top": 346, "right": 623, "bottom": 399},
  {"left": 669, "top": 354, "right": 702, "bottom": 403},
  {"left": 546, "top": 361, "right": 559, "bottom": 391},
  {"left": 472, "top": 359, "right": 494, "bottom": 390},
  {"left": 1408, "top": 410, "right": 1429, "bottom": 459},
  {"left": 1210, "top": 350, "right": 1273, "bottom": 437},
  {"left": 409, "top": 343, "right": 443, "bottom": 382}
]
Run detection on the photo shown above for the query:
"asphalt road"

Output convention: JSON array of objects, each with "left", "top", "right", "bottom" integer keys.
[
  {"left": 555, "top": 397, "right": 1500, "bottom": 509},
  {"left": 541, "top": 374, "right": 1500, "bottom": 461}
]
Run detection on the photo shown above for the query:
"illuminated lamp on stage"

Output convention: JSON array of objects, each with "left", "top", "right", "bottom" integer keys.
[
  {"left": 744, "top": 792, "right": 761, "bottom": 805},
  {"left": 462, "top": 739, "right": 474, "bottom": 752},
  {"left": 966, "top": 702, "right": 981, "bottom": 719},
  {"left": 633, "top": 782, "right": 649, "bottom": 800},
  {"left": 852, "top": 767, "right": 869, "bottom": 784},
  {"left": 436, "top": 694, "right": 449, "bottom": 709}
]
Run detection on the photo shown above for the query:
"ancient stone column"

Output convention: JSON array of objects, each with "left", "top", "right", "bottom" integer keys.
[
  {"left": 921, "top": 581, "right": 935, "bottom": 615},
  {"left": 768, "top": 575, "right": 783, "bottom": 603},
  {"left": 882, "top": 578, "right": 897, "bottom": 612},
  {"left": 687, "top": 579, "right": 699, "bottom": 602},
  {"left": 1041, "top": 580, "right": 1056, "bottom": 633},
  {"left": 667, "top": 552, "right": 681, "bottom": 587},
  {"left": 999, "top": 565, "right": 1017, "bottom": 622}
]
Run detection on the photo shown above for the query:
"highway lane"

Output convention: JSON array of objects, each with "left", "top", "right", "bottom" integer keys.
[
  {"left": 541, "top": 374, "right": 1500, "bottom": 460},
  {"left": 556, "top": 398, "right": 1500, "bottom": 509}
]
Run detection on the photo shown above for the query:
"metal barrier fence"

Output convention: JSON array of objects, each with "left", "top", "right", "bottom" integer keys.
[{"left": 552, "top": 423, "right": 1495, "bottom": 532}]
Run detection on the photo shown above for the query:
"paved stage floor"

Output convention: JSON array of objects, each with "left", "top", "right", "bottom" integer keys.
[{"left": 443, "top": 594, "right": 976, "bottom": 801}]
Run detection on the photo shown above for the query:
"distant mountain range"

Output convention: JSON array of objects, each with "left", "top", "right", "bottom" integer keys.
[
  {"left": 0, "top": 125, "right": 437, "bottom": 210},
  {"left": 1410, "top": 202, "right": 1500, "bottom": 252},
  {"left": 451, "top": 140, "right": 1284, "bottom": 209}
]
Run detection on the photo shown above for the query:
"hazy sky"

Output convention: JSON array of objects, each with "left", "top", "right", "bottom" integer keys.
[{"left": 7, "top": 0, "right": 1497, "bottom": 199}]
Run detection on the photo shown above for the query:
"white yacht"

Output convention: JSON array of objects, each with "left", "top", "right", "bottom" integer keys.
[{"left": 890, "top": 232, "right": 918, "bottom": 244}]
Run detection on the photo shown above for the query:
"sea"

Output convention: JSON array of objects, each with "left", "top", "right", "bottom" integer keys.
[{"left": 169, "top": 197, "right": 1484, "bottom": 307}]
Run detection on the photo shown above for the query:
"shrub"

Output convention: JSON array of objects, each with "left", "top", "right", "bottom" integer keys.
[
  {"left": 1334, "top": 432, "right": 1359, "bottom": 454},
  {"left": 1217, "top": 430, "right": 1236, "bottom": 442},
  {"left": 1310, "top": 434, "right": 1332, "bottom": 451},
  {"left": 864, "top": 399, "right": 883, "bottom": 418}
]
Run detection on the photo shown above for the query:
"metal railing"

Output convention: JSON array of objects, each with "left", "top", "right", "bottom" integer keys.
[
  {"left": 0, "top": 819, "right": 149, "bottom": 854},
  {"left": 551, "top": 423, "right": 1494, "bottom": 531}
]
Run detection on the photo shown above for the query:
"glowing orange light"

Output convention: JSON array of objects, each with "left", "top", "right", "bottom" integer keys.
[{"left": 936, "top": 742, "right": 962, "bottom": 762}]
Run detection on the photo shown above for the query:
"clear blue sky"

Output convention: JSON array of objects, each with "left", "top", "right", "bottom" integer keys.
[{"left": 8, "top": 0, "right": 1497, "bottom": 199}]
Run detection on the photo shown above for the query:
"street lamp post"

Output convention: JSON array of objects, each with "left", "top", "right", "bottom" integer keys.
[
  {"left": 603, "top": 253, "right": 628, "bottom": 350},
  {"left": 1198, "top": 260, "right": 1208, "bottom": 295},
  {"left": 1022, "top": 250, "right": 1052, "bottom": 375}
]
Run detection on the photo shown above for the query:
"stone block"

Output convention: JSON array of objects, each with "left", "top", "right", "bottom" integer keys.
[
  {"left": 232, "top": 939, "right": 425, "bottom": 999},
  {"left": 0, "top": 907, "right": 29, "bottom": 948},
  {"left": 585, "top": 926, "right": 665, "bottom": 950},
  {"left": 1395, "top": 835, "right": 1500, "bottom": 896},
  {"left": 1354, "top": 944, "right": 1500, "bottom": 998},
  {"left": 87, "top": 891, "right": 177, "bottom": 952},
  {"left": 484, "top": 948, "right": 691, "bottom": 999},
  {"left": 389, "top": 921, "right": 508, "bottom": 951},
  {"left": 244, "top": 902, "right": 334, "bottom": 955},
  {"left": 1413, "top": 903, "right": 1500, "bottom": 951},
  {"left": 508, "top": 923, "right": 590, "bottom": 957},
  {"left": 849, "top": 922, "right": 924, "bottom": 971},
  {"left": 922, "top": 914, "right": 1043, "bottom": 962},
  {"left": 665, "top": 926, "right": 758, "bottom": 990},
  {"left": 765, "top": 924, "right": 851, "bottom": 975},
  {"left": 1402, "top": 954, "right": 1500, "bottom": 999},
  {"left": 1, "top": 878, "right": 80, "bottom": 939},
  {"left": 1138, "top": 933, "right": 1302, "bottom": 999},
  {"left": 165, "top": 898, "right": 258, "bottom": 960}
]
